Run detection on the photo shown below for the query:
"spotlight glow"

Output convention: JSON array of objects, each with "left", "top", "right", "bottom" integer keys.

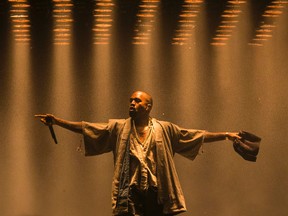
[{"left": 5, "top": 31, "right": 33, "bottom": 215}]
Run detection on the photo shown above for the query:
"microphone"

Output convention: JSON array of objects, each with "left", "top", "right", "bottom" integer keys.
[
  {"left": 46, "top": 116, "right": 58, "bottom": 144},
  {"left": 49, "top": 125, "right": 58, "bottom": 144}
]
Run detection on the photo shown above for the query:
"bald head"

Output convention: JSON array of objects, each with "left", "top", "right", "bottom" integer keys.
[{"left": 133, "top": 91, "right": 153, "bottom": 107}]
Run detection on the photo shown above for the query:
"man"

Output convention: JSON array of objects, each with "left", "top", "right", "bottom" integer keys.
[{"left": 35, "top": 91, "right": 240, "bottom": 216}]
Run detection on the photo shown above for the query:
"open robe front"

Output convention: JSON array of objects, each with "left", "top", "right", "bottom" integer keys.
[{"left": 82, "top": 118, "right": 206, "bottom": 215}]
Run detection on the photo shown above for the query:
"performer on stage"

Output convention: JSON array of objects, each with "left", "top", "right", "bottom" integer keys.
[{"left": 35, "top": 90, "right": 246, "bottom": 216}]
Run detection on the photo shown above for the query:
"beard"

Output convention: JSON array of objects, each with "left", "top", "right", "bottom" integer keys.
[{"left": 129, "top": 108, "right": 136, "bottom": 118}]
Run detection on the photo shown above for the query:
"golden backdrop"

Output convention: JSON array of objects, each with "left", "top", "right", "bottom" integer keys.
[{"left": 0, "top": 1, "right": 287, "bottom": 215}]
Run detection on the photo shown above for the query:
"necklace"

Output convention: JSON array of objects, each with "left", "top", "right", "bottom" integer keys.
[{"left": 132, "top": 119, "right": 152, "bottom": 145}]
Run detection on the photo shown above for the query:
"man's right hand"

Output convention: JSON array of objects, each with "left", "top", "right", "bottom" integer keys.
[
  {"left": 34, "top": 114, "right": 56, "bottom": 126},
  {"left": 35, "top": 114, "right": 83, "bottom": 134}
]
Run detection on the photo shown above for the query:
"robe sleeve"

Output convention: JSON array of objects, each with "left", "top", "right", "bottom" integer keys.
[
  {"left": 170, "top": 123, "right": 206, "bottom": 160},
  {"left": 82, "top": 120, "right": 117, "bottom": 156}
]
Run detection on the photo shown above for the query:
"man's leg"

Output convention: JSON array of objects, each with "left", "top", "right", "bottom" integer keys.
[
  {"left": 118, "top": 187, "right": 180, "bottom": 216},
  {"left": 143, "top": 188, "right": 179, "bottom": 216}
]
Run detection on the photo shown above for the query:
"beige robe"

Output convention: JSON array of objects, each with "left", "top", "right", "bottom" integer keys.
[{"left": 82, "top": 118, "right": 205, "bottom": 215}]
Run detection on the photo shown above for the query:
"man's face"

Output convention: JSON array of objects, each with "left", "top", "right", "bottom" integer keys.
[{"left": 129, "top": 91, "right": 151, "bottom": 118}]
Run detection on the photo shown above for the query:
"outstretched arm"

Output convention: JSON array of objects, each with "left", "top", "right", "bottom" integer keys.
[
  {"left": 34, "top": 114, "right": 83, "bottom": 134},
  {"left": 203, "top": 131, "right": 240, "bottom": 143}
]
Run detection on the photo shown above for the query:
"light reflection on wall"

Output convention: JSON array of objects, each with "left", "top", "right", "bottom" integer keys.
[
  {"left": 249, "top": 0, "right": 288, "bottom": 46},
  {"left": 90, "top": 0, "right": 115, "bottom": 115},
  {"left": 93, "top": 0, "right": 114, "bottom": 45},
  {"left": 5, "top": 39, "right": 34, "bottom": 214},
  {"left": 209, "top": 1, "right": 252, "bottom": 130},
  {"left": 171, "top": 49, "right": 201, "bottom": 120},
  {"left": 90, "top": 46, "right": 113, "bottom": 117},
  {"left": 9, "top": 0, "right": 30, "bottom": 43},
  {"left": 53, "top": 0, "right": 73, "bottom": 45},
  {"left": 49, "top": 5, "right": 78, "bottom": 212},
  {"left": 131, "top": 0, "right": 161, "bottom": 91},
  {"left": 47, "top": 43, "right": 82, "bottom": 215}
]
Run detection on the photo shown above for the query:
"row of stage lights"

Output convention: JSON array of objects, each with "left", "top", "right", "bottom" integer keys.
[
  {"left": 93, "top": 0, "right": 114, "bottom": 45},
  {"left": 133, "top": 0, "right": 160, "bottom": 45},
  {"left": 250, "top": 0, "right": 288, "bottom": 46},
  {"left": 8, "top": 0, "right": 75, "bottom": 45},
  {"left": 176, "top": 0, "right": 288, "bottom": 46},
  {"left": 9, "top": 0, "right": 31, "bottom": 43},
  {"left": 8, "top": 0, "right": 288, "bottom": 46},
  {"left": 211, "top": 0, "right": 246, "bottom": 46},
  {"left": 172, "top": 0, "right": 203, "bottom": 45},
  {"left": 53, "top": 0, "right": 73, "bottom": 45}
]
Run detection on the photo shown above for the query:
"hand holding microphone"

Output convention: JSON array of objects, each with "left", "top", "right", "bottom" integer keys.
[{"left": 35, "top": 114, "right": 58, "bottom": 144}]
